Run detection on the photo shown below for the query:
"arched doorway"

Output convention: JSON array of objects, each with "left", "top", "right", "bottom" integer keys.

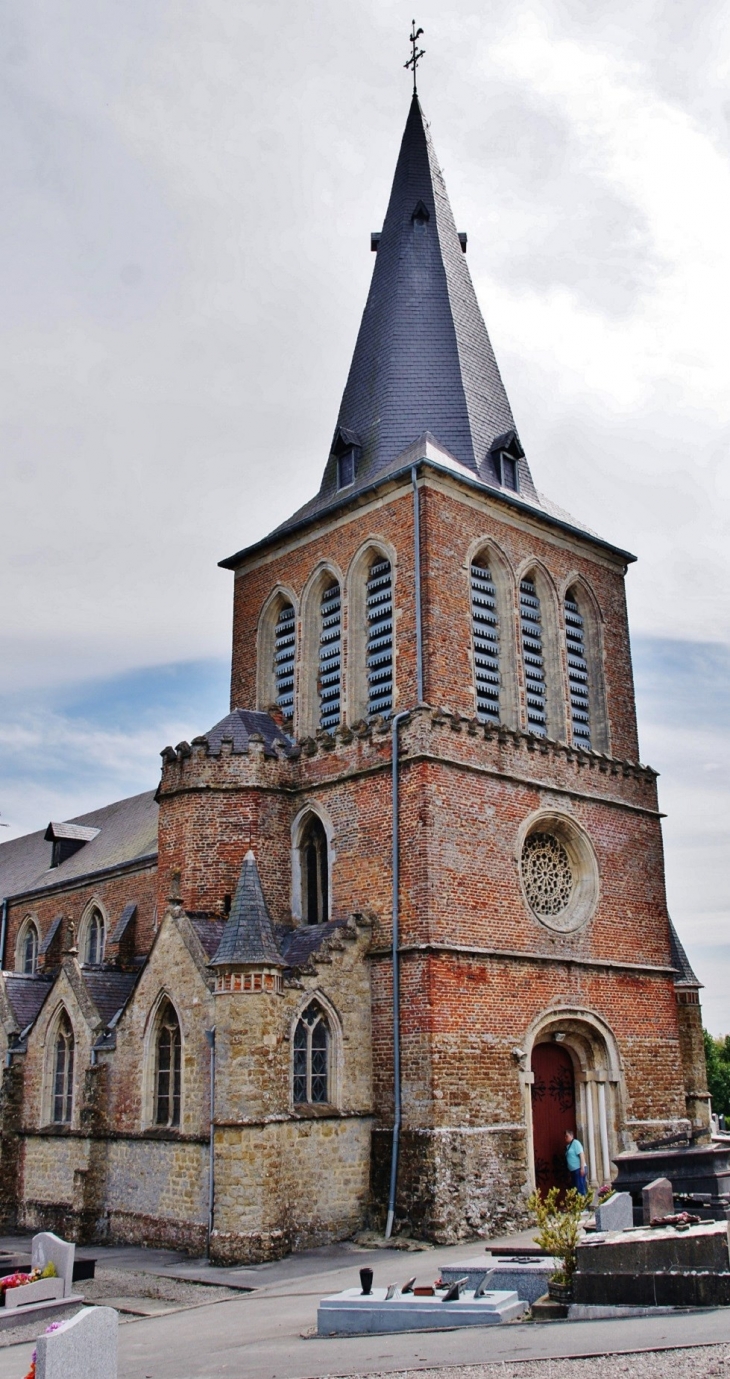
[{"left": 531, "top": 1042, "right": 577, "bottom": 1193}]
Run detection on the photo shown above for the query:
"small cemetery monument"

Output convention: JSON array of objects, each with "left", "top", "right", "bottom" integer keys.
[
  {"left": 595, "top": 1191, "right": 633, "bottom": 1233},
  {"left": 35, "top": 1306, "right": 118, "bottom": 1379},
  {"left": 642, "top": 1176, "right": 674, "bottom": 1225}
]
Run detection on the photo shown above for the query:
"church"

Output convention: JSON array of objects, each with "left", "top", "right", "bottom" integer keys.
[{"left": 0, "top": 93, "right": 709, "bottom": 1262}]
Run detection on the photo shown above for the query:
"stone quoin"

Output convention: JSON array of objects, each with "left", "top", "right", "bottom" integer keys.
[{"left": 0, "top": 91, "right": 709, "bottom": 1262}]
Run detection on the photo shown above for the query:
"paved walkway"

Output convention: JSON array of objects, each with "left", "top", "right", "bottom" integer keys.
[{"left": 1, "top": 1232, "right": 729, "bottom": 1378}]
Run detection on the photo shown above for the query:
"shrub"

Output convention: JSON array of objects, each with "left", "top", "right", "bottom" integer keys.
[{"left": 527, "top": 1186, "right": 585, "bottom": 1284}]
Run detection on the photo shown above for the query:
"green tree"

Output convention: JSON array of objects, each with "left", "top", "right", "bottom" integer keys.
[{"left": 703, "top": 1029, "right": 730, "bottom": 1118}]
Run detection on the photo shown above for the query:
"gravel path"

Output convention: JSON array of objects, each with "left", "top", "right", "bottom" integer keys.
[
  {"left": 0, "top": 1268, "right": 242, "bottom": 1348},
  {"left": 353, "top": 1346, "right": 730, "bottom": 1379}
]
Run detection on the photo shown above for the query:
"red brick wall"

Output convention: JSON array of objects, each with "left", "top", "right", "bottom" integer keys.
[{"left": 4, "top": 864, "right": 158, "bottom": 971}]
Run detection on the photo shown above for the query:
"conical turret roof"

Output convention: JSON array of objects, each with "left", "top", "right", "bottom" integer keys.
[{"left": 211, "top": 850, "right": 284, "bottom": 968}]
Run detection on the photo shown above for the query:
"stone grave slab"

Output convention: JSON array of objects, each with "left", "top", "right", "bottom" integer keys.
[
  {"left": 440, "top": 1256, "right": 556, "bottom": 1306},
  {"left": 642, "top": 1177, "right": 674, "bottom": 1225},
  {"left": 595, "top": 1192, "right": 633, "bottom": 1233},
  {"left": 31, "top": 1233, "right": 75, "bottom": 1297},
  {"left": 318, "top": 1286, "right": 526, "bottom": 1335},
  {"left": 573, "top": 1218, "right": 730, "bottom": 1308},
  {"left": 35, "top": 1306, "right": 117, "bottom": 1379}
]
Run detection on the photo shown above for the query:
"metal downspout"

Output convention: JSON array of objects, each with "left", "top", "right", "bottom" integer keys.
[
  {"left": 0, "top": 898, "right": 8, "bottom": 971},
  {"left": 205, "top": 1028, "right": 216, "bottom": 1257},
  {"left": 385, "top": 465, "right": 424, "bottom": 1240}
]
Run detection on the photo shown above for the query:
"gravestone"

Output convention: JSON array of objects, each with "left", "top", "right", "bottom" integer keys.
[
  {"left": 31, "top": 1233, "right": 75, "bottom": 1298},
  {"left": 595, "top": 1191, "right": 633, "bottom": 1233},
  {"left": 642, "top": 1177, "right": 674, "bottom": 1225},
  {"left": 35, "top": 1306, "right": 117, "bottom": 1379}
]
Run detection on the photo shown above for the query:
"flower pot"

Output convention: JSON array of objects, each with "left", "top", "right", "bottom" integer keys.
[{"left": 547, "top": 1278, "right": 573, "bottom": 1304}]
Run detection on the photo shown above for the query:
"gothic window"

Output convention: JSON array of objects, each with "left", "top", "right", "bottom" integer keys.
[
  {"left": 366, "top": 557, "right": 393, "bottom": 718},
  {"left": 318, "top": 582, "right": 342, "bottom": 731},
  {"left": 565, "top": 589, "right": 591, "bottom": 748},
  {"left": 85, "top": 908, "right": 105, "bottom": 965},
  {"left": 293, "top": 1001, "right": 330, "bottom": 1105},
  {"left": 273, "top": 602, "right": 296, "bottom": 722},
  {"left": 53, "top": 1014, "right": 74, "bottom": 1124},
  {"left": 16, "top": 918, "right": 39, "bottom": 974},
  {"left": 154, "top": 1000, "right": 181, "bottom": 1128},
  {"left": 520, "top": 576, "right": 548, "bottom": 736},
  {"left": 300, "top": 815, "right": 329, "bottom": 925},
  {"left": 471, "top": 559, "right": 500, "bottom": 724}
]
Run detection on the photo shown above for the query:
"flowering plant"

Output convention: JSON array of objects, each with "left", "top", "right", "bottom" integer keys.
[{"left": 22, "top": 1319, "right": 65, "bottom": 1379}]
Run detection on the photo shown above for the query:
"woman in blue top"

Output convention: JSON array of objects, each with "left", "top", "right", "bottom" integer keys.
[{"left": 565, "top": 1129, "right": 588, "bottom": 1196}]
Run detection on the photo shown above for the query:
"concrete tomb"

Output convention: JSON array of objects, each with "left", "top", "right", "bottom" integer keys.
[
  {"left": 614, "top": 1145, "right": 730, "bottom": 1223},
  {"left": 0, "top": 1233, "right": 82, "bottom": 1328},
  {"left": 441, "top": 1256, "right": 556, "bottom": 1306},
  {"left": 595, "top": 1191, "right": 634, "bottom": 1233},
  {"left": 35, "top": 1306, "right": 118, "bottom": 1379},
  {"left": 318, "top": 1284, "right": 527, "bottom": 1334},
  {"left": 573, "top": 1218, "right": 730, "bottom": 1308},
  {"left": 642, "top": 1177, "right": 674, "bottom": 1225}
]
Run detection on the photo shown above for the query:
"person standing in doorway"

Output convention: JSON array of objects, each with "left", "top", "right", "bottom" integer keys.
[{"left": 565, "top": 1129, "right": 588, "bottom": 1196}]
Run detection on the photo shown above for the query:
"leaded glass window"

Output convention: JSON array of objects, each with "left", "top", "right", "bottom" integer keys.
[
  {"left": 155, "top": 1000, "right": 181, "bottom": 1128},
  {"left": 85, "top": 908, "right": 105, "bottom": 965},
  {"left": 53, "top": 1014, "right": 74, "bottom": 1124},
  {"left": 292, "top": 1002, "right": 330, "bottom": 1106},
  {"left": 22, "top": 922, "right": 38, "bottom": 975}
]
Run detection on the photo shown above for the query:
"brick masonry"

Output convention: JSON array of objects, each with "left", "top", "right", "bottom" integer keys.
[{"left": 0, "top": 462, "right": 709, "bottom": 1257}]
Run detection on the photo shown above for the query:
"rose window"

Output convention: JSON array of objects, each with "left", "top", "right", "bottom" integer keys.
[{"left": 521, "top": 832, "right": 574, "bottom": 917}]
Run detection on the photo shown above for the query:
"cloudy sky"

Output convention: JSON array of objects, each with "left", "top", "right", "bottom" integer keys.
[{"left": 1, "top": 1, "right": 729, "bottom": 1029}]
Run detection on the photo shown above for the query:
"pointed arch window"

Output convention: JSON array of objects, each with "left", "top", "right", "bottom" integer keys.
[
  {"left": 319, "top": 582, "right": 342, "bottom": 731},
  {"left": 293, "top": 1001, "right": 330, "bottom": 1105},
  {"left": 520, "top": 577, "right": 547, "bottom": 736},
  {"left": 17, "top": 918, "right": 39, "bottom": 975},
  {"left": 471, "top": 559, "right": 500, "bottom": 723},
  {"left": 85, "top": 908, "right": 105, "bottom": 965},
  {"left": 300, "top": 815, "right": 329, "bottom": 925},
  {"left": 366, "top": 557, "right": 393, "bottom": 718},
  {"left": 274, "top": 602, "right": 296, "bottom": 721},
  {"left": 53, "top": 1014, "right": 74, "bottom": 1124},
  {"left": 154, "top": 1000, "right": 181, "bottom": 1128},
  {"left": 565, "top": 589, "right": 591, "bottom": 748}
]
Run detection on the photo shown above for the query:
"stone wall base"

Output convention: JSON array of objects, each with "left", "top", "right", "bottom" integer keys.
[{"left": 371, "top": 1126, "right": 531, "bottom": 1242}]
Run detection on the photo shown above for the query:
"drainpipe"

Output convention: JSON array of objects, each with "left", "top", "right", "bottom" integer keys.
[
  {"left": 385, "top": 465, "right": 425, "bottom": 1240},
  {"left": 0, "top": 898, "right": 7, "bottom": 971},
  {"left": 205, "top": 1028, "right": 216, "bottom": 1257}
]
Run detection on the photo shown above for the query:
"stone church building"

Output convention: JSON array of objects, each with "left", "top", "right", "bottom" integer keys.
[{"left": 0, "top": 97, "right": 709, "bottom": 1261}]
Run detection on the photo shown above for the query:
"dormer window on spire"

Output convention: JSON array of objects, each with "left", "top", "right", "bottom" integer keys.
[
  {"left": 332, "top": 428, "right": 361, "bottom": 492},
  {"left": 488, "top": 431, "right": 525, "bottom": 494}
]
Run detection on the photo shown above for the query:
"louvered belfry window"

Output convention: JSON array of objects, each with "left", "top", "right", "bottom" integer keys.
[
  {"left": 366, "top": 557, "right": 393, "bottom": 718},
  {"left": 520, "top": 576, "right": 548, "bottom": 736},
  {"left": 318, "top": 582, "right": 342, "bottom": 730},
  {"left": 274, "top": 603, "right": 296, "bottom": 721},
  {"left": 471, "top": 559, "right": 500, "bottom": 723},
  {"left": 565, "top": 590, "right": 591, "bottom": 748}
]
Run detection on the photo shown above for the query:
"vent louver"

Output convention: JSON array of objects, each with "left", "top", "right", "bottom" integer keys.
[
  {"left": 274, "top": 604, "right": 295, "bottom": 720},
  {"left": 366, "top": 558, "right": 393, "bottom": 718},
  {"left": 520, "top": 577, "right": 547, "bottom": 736},
  {"left": 471, "top": 561, "right": 500, "bottom": 723},
  {"left": 318, "top": 582, "right": 342, "bottom": 731},
  {"left": 565, "top": 591, "right": 591, "bottom": 748}
]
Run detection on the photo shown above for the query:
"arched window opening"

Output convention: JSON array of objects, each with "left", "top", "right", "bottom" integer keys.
[
  {"left": 565, "top": 589, "right": 591, "bottom": 749},
  {"left": 274, "top": 602, "right": 296, "bottom": 721},
  {"left": 318, "top": 582, "right": 342, "bottom": 731},
  {"left": 300, "top": 815, "right": 328, "bottom": 925},
  {"left": 366, "top": 557, "right": 393, "bottom": 718},
  {"left": 471, "top": 559, "right": 500, "bottom": 723},
  {"left": 85, "top": 908, "right": 105, "bottom": 965},
  {"left": 53, "top": 1014, "right": 74, "bottom": 1124},
  {"left": 19, "top": 921, "right": 39, "bottom": 975},
  {"left": 520, "top": 576, "right": 547, "bottom": 736},
  {"left": 293, "top": 1001, "right": 330, "bottom": 1105},
  {"left": 154, "top": 1000, "right": 181, "bottom": 1128}
]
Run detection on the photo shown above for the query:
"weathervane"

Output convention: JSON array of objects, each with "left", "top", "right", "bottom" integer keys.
[{"left": 404, "top": 20, "right": 425, "bottom": 97}]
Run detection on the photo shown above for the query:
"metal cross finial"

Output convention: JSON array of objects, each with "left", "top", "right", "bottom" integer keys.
[{"left": 404, "top": 20, "right": 425, "bottom": 97}]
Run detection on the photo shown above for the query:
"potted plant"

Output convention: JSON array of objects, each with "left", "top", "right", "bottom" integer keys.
[{"left": 527, "top": 1186, "right": 585, "bottom": 1302}]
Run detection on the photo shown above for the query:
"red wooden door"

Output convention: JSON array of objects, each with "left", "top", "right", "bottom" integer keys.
[{"left": 531, "top": 1043, "right": 577, "bottom": 1194}]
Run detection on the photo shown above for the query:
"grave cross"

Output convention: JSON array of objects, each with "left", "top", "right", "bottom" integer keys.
[{"left": 404, "top": 20, "right": 425, "bottom": 97}]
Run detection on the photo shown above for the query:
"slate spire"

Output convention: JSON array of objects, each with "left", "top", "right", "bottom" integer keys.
[
  {"left": 211, "top": 850, "right": 284, "bottom": 968},
  {"left": 321, "top": 96, "right": 525, "bottom": 498}
]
